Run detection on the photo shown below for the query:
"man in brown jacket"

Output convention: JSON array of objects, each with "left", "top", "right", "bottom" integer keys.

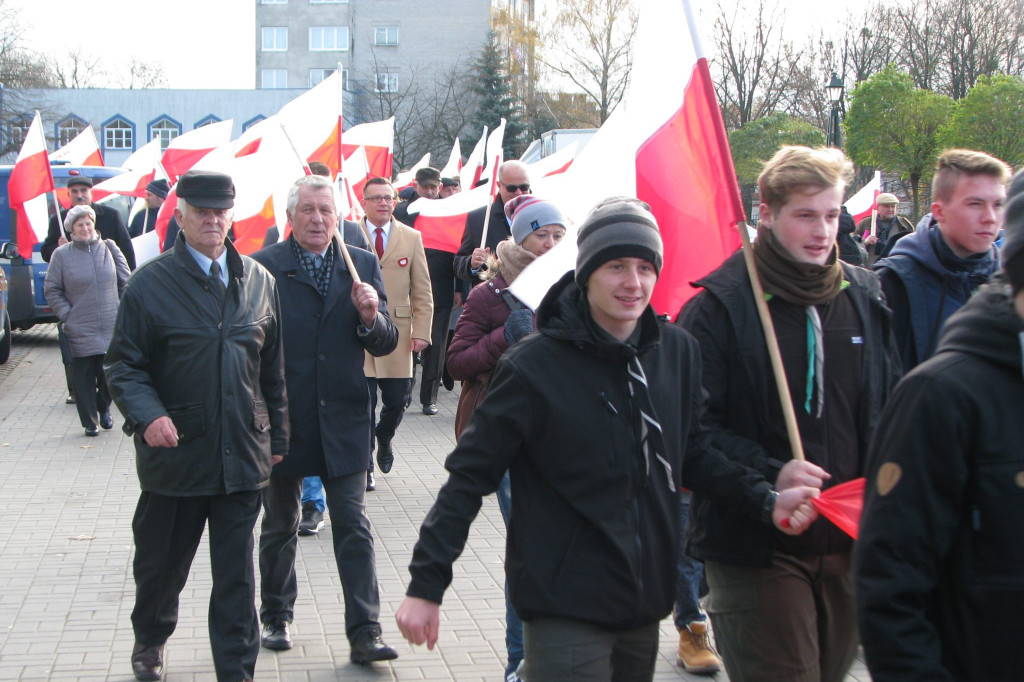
[{"left": 360, "top": 177, "right": 433, "bottom": 488}]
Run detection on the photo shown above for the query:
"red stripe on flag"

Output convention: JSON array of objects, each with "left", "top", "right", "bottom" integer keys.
[
  {"left": 233, "top": 196, "right": 276, "bottom": 255},
  {"left": 83, "top": 149, "right": 104, "bottom": 167},
  {"left": 235, "top": 138, "right": 262, "bottom": 158},
  {"left": 162, "top": 148, "right": 215, "bottom": 181},
  {"left": 7, "top": 149, "right": 53, "bottom": 206},
  {"left": 637, "top": 58, "right": 745, "bottom": 318},
  {"left": 412, "top": 213, "right": 466, "bottom": 253},
  {"left": 155, "top": 191, "right": 178, "bottom": 251},
  {"left": 851, "top": 190, "right": 880, "bottom": 225},
  {"left": 15, "top": 205, "right": 39, "bottom": 259},
  {"left": 343, "top": 145, "right": 392, "bottom": 180},
  {"left": 308, "top": 119, "right": 342, "bottom": 176}
]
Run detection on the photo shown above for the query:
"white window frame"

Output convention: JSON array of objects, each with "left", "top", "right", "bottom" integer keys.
[
  {"left": 58, "top": 117, "right": 87, "bottom": 147},
  {"left": 374, "top": 26, "right": 399, "bottom": 46},
  {"left": 104, "top": 118, "right": 133, "bottom": 150},
  {"left": 309, "top": 26, "right": 348, "bottom": 51},
  {"left": 375, "top": 73, "right": 398, "bottom": 93},
  {"left": 261, "top": 26, "right": 288, "bottom": 51},
  {"left": 150, "top": 118, "right": 180, "bottom": 150},
  {"left": 262, "top": 69, "right": 289, "bottom": 89}
]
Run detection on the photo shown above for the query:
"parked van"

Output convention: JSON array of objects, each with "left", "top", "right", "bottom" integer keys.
[{"left": 0, "top": 164, "right": 128, "bottom": 330}]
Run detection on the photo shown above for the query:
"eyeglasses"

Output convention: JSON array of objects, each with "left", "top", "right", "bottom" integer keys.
[
  {"left": 504, "top": 183, "right": 531, "bottom": 193},
  {"left": 364, "top": 195, "right": 396, "bottom": 204}
]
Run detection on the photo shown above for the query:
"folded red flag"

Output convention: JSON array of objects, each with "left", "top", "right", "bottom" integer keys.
[{"left": 811, "top": 477, "right": 866, "bottom": 539}]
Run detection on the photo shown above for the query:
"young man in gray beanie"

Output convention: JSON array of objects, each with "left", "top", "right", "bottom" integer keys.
[
  {"left": 396, "top": 197, "right": 822, "bottom": 681},
  {"left": 855, "top": 167, "right": 1024, "bottom": 681}
]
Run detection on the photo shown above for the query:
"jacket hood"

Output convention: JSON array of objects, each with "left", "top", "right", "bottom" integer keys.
[
  {"left": 536, "top": 270, "right": 661, "bottom": 359},
  {"left": 935, "top": 273, "right": 1024, "bottom": 374},
  {"left": 881, "top": 225, "right": 998, "bottom": 280}
]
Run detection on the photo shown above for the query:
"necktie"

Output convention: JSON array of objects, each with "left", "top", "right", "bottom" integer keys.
[
  {"left": 375, "top": 228, "right": 384, "bottom": 260},
  {"left": 209, "top": 260, "right": 226, "bottom": 298}
]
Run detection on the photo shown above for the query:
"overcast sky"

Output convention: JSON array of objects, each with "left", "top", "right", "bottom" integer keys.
[{"left": 9, "top": 0, "right": 866, "bottom": 90}]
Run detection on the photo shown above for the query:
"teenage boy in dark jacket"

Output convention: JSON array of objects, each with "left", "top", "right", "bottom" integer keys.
[
  {"left": 395, "top": 198, "right": 822, "bottom": 681},
  {"left": 855, "top": 167, "right": 1024, "bottom": 682},
  {"left": 677, "top": 146, "right": 901, "bottom": 682}
]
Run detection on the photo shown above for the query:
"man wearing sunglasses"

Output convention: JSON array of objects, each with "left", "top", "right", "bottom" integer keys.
[{"left": 454, "top": 160, "right": 532, "bottom": 282}]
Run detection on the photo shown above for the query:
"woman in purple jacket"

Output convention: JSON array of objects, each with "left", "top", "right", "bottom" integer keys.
[{"left": 445, "top": 194, "right": 567, "bottom": 682}]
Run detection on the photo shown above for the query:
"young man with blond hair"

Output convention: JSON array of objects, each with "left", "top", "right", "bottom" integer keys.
[{"left": 875, "top": 149, "right": 1011, "bottom": 372}]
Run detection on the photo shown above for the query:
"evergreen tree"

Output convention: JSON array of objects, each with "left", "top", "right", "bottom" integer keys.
[{"left": 471, "top": 31, "right": 528, "bottom": 158}]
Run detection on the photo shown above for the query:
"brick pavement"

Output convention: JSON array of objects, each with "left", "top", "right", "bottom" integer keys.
[{"left": 0, "top": 325, "right": 870, "bottom": 681}]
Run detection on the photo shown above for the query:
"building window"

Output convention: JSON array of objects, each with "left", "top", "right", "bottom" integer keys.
[
  {"left": 374, "top": 26, "right": 399, "bottom": 46},
  {"left": 309, "top": 68, "right": 348, "bottom": 89},
  {"left": 194, "top": 115, "right": 222, "bottom": 128},
  {"left": 375, "top": 73, "right": 398, "bottom": 93},
  {"left": 8, "top": 116, "right": 31, "bottom": 148},
  {"left": 309, "top": 26, "right": 348, "bottom": 51},
  {"left": 150, "top": 117, "right": 181, "bottom": 150},
  {"left": 262, "top": 26, "right": 288, "bottom": 51},
  {"left": 262, "top": 69, "right": 289, "bottom": 89},
  {"left": 104, "top": 117, "right": 133, "bottom": 150},
  {"left": 57, "top": 115, "right": 88, "bottom": 147},
  {"left": 243, "top": 115, "right": 266, "bottom": 131}
]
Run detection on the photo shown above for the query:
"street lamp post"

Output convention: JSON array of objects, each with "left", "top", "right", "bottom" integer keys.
[{"left": 826, "top": 72, "right": 845, "bottom": 148}]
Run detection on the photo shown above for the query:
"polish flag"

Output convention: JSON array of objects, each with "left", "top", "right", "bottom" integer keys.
[
  {"left": 393, "top": 153, "right": 431, "bottom": 191},
  {"left": 511, "top": 0, "right": 746, "bottom": 317},
  {"left": 439, "top": 138, "right": 462, "bottom": 179},
  {"left": 526, "top": 141, "right": 578, "bottom": 179},
  {"left": 342, "top": 117, "right": 394, "bottom": 179},
  {"left": 7, "top": 112, "right": 55, "bottom": 258},
  {"left": 50, "top": 126, "right": 103, "bottom": 167},
  {"left": 483, "top": 119, "right": 506, "bottom": 199},
  {"left": 161, "top": 119, "right": 234, "bottom": 182},
  {"left": 92, "top": 139, "right": 167, "bottom": 200},
  {"left": 845, "top": 171, "right": 882, "bottom": 224},
  {"left": 460, "top": 127, "right": 487, "bottom": 191},
  {"left": 407, "top": 183, "right": 491, "bottom": 252},
  {"left": 278, "top": 71, "right": 344, "bottom": 174}
]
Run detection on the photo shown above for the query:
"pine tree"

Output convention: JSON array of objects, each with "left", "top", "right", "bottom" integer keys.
[{"left": 470, "top": 32, "right": 528, "bottom": 158}]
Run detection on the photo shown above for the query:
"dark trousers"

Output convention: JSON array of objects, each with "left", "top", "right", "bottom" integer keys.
[
  {"left": 131, "top": 490, "right": 262, "bottom": 682},
  {"left": 367, "top": 377, "right": 410, "bottom": 470},
  {"left": 419, "top": 304, "right": 452, "bottom": 405},
  {"left": 522, "top": 617, "right": 660, "bottom": 682},
  {"left": 57, "top": 321, "right": 75, "bottom": 396},
  {"left": 70, "top": 354, "right": 110, "bottom": 429},
  {"left": 259, "top": 471, "right": 381, "bottom": 641},
  {"left": 705, "top": 552, "right": 856, "bottom": 682}
]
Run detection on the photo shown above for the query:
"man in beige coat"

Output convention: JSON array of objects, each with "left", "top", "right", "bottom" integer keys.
[{"left": 360, "top": 177, "right": 433, "bottom": 489}]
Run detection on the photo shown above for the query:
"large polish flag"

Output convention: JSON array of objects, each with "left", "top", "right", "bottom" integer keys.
[
  {"left": 50, "top": 126, "right": 103, "bottom": 167},
  {"left": 278, "top": 71, "right": 344, "bottom": 174},
  {"left": 845, "top": 171, "right": 882, "bottom": 224},
  {"left": 511, "top": 0, "right": 746, "bottom": 317},
  {"left": 342, "top": 117, "right": 394, "bottom": 180},
  {"left": 406, "top": 183, "right": 491, "bottom": 252},
  {"left": 92, "top": 138, "right": 165, "bottom": 200},
  {"left": 439, "top": 138, "right": 462, "bottom": 179},
  {"left": 161, "top": 120, "right": 234, "bottom": 182},
  {"left": 7, "top": 112, "right": 55, "bottom": 258}
]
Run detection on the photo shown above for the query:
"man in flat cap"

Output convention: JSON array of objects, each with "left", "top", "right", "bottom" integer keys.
[
  {"left": 854, "top": 192, "right": 913, "bottom": 264},
  {"left": 439, "top": 176, "right": 461, "bottom": 198},
  {"left": 128, "top": 179, "right": 170, "bottom": 238},
  {"left": 105, "top": 170, "right": 289, "bottom": 682}
]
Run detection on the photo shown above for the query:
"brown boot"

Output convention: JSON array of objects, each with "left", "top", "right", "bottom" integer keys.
[{"left": 677, "top": 620, "right": 722, "bottom": 675}]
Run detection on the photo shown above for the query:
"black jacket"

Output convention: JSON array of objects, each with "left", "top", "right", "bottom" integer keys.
[
  {"left": 251, "top": 236, "right": 398, "bottom": 479},
  {"left": 407, "top": 272, "right": 773, "bottom": 630},
  {"left": 454, "top": 198, "right": 510, "bottom": 282},
  {"left": 105, "top": 234, "right": 288, "bottom": 496},
  {"left": 44, "top": 203, "right": 136, "bottom": 270},
  {"left": 677, "top": 251, "right": 900, "bottom": 567},
  {"left": 855, "top": 277, "right": 1024, "bottom": 682}
]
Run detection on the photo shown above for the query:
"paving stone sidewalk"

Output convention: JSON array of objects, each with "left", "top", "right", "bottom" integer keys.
[{"left": 0, "top": 325, "right": 869, "bottom": 681}]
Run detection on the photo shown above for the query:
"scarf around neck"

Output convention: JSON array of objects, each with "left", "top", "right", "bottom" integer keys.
[{"left": 753, "top": 223, "right": 844, "bottom": 306}]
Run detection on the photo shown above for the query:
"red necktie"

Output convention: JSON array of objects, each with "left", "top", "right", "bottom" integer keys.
[{"left": 375, "top": 227, "right": 384, "bottom": 259}]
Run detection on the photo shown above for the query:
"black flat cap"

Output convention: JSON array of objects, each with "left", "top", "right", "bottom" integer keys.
[
  {"left": 146, "top": 178, "right": 170, "bottom": 198},
  {"left": 176, "top": 170, "right": 235, "bottom": 209},
  {"left": 441, "top": 177, "right": 460, "bottom": 187},
  {"left": 66, "top": 176, "right": 93, "bottom": 188}
]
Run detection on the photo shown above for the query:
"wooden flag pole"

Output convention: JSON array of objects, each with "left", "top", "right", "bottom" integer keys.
[{"left": 737, "top": 220, "right": 806, "bottom": 461}]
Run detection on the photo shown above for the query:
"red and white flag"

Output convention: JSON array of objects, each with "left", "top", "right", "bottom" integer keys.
[
  {"left": 92, "top": 139, "right": 166, "bottom": 200},
  {"left": 484, "top": 119, "right": 506, "bottom": 199},
  {"left": 511, "top": 0, "right": 746, "bottom": 317},
  {"left": 525, "top": 141, "right": 578, "bottom": 179},
  {"left": 340, "top": 146, "right": 370, "bottom": 220},
  {"left": 845, "top": 171, "right": 882, "bottom": 224},
  {"left": 407, "top": 184, "right": 490, "bottom": 252},
  {"left": 7, "top": 112, "right": 55, "bottom": 258},
  {"left": 51, "top": 126, "right": 103, "bottom": 167},
  {"left": 161, "top": 119, "right": 234, "bottom": 182},
  {"left": 393, "top": 153, "right": 431, "bottom": 191},
  {"left": 439, "top": 138, "right": 462, "bottom": 179},
  {"left": 460, "top": 127, "right": 487, "bottom": 191},
  {"left": 342, "top": 117, "right": 394, "bottom": 180},
  {"left": 278, "top": 71, "right": 344, "bottom": 174}
]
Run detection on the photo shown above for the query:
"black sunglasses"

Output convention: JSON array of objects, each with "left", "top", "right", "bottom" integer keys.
[{"left": 504, "top": 183, "right": 531, "bottom": 193}]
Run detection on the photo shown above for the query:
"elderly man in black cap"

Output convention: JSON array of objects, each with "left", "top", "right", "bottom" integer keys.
[
  {"left": 105, "top": 170, "right": 289, "bottom": 682},
  {"left": 128, "top": 179, "right": 170, "bottom": 238}
]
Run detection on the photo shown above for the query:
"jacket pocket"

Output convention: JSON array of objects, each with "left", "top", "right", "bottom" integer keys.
[
  {"left": 393, "top": 305, "right": 412, "bottom": 318},
  {"left": 253, "top": 399, "right": 271, "bottom": 433},
  {"left": 971, "top": 462, "right": 1024, "bottom": 584},
  {"left": 167, "top": 404, "right": 206, "bottom": 443}
]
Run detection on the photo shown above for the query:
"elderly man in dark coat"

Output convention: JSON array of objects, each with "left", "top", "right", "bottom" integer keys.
[{"left": 253, "top": 174, "right": 401, "bottom": 665}]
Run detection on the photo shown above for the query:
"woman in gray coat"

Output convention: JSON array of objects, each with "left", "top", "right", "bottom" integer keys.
[{"left": 44, "top": 205, "right": 130, "bottom": 436}]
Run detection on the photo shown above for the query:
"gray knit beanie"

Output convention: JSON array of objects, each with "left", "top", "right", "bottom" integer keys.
[
  {"left": 504, "top": 195, "right": 568, "bottom": 245},
  {"left": 575, "top": 197, "right": 663, "bottom": 286},
  {"left": 1002, "top": 168, "right": 1024, "bottom": 294}
]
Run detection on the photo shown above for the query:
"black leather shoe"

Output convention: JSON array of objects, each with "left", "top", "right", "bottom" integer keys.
[
  {"left": 261, "top": 620, "right": 292, "bottom": 650},
  {"left": 376, "top": 440, "right": 394, "bottom": 474},
  {"left": 365, "top": 471, "right": 376, "bottom": 492},
  {"left": 131, "top": 642, "right": 164, "bottom": 681},
  {"left": 85, "top": 427, "right": 98, "bottom": 437},
  {"left": 349, "top": 629, "right": 398, "bottom": 664},
  {"left": 100, "top": 413, "right": 114, "bottom": 430},
  {"left": 422, "top": 403, "right": 438, "bottom": 416},
  {"left": 65, "top": 394, "right": 76, "bottom": 405},
  {"left": 442, "top": 373, "right": 455, "bottom": 391}
]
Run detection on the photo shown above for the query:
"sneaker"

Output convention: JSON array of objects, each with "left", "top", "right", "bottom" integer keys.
[
  {"left": 298, "top": 503, "right": 324, "bottom": 536},
  {"left": 66, "top": 394, "right": 76, "bottom": 405},
  {"left": 261, "top": 620, "right": 292, "bottom": 650},
  {"left": 677, "top": 620, "right": 722, "bottom": 675},
  {"left": 422, "top": 403, "right": 438, "bottom": 416}
]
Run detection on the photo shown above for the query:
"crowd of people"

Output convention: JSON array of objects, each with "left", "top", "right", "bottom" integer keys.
[{"left": 37, "top": 142, "right": 1021, "bottom": 682}]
